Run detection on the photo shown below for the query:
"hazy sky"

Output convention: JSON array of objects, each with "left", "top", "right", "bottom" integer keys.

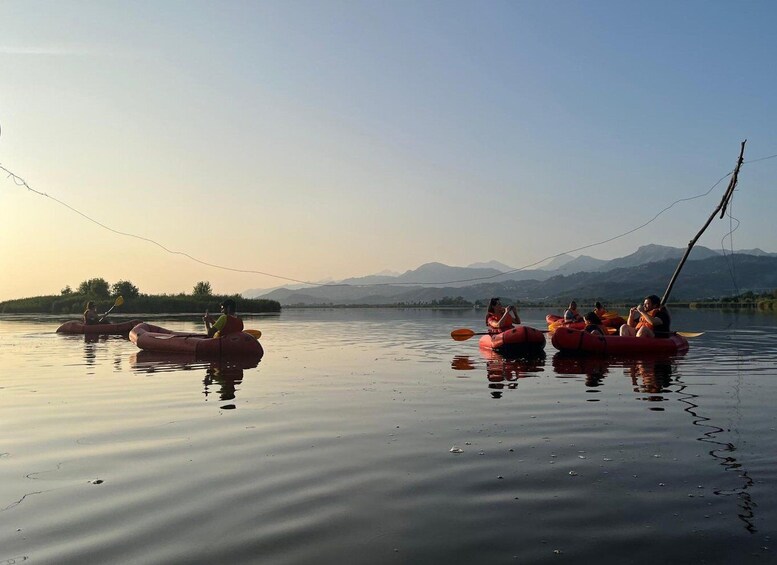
[{"left": 2, "top": 1, "right": 776, "bottom": 301}]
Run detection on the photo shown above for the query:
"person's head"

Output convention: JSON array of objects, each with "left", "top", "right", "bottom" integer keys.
[
  {"left": 643, "top": 295, "right": 661, "bottom": 310},
  {"left": 85, "top": 301, "right": 95, "bottom": 311},
  {"left": 220, "top": 298, "right": 236, "bottom": 315},
  {"left": 568, "top": 301, "right": 577, "bottom": 310},
  {"left": 488, "top": 297, "right": 503, "bottom": 313},
  {"left": 584, "top": 312, "right": 601, "bottom": 325},
  {"left": 594, "top": 301, "right": 603, "bottom": 312}
]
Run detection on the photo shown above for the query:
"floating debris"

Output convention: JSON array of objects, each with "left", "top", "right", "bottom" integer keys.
[
  {"left": 568, "top": 471, "right": 578, "bottom": 476},
  {"left": 450, "top": 446, "right": 464, "bottom": 454}
]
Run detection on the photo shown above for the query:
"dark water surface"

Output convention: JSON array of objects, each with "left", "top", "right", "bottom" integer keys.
[{"left": 1, "top": 308, "right": 776, "bottom": 564}]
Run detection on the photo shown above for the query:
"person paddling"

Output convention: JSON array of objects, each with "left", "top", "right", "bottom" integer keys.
[
  {"left": 203, "top": 298, "right": 244, "bottom": 337},
  {"left": 83, "top": 301, "right": 108, "bottom": 325},
  {"left": 486, "top": 297, "right": 520, "bottom": 333}
]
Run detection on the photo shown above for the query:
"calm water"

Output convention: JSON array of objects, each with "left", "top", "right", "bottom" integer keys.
[{"left": 1, "top": 308, "right": 776, "bottom": 564}]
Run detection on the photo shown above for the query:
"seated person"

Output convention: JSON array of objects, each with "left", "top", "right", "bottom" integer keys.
[
  {"left": 619, "top": 295, "right": 671, "bottom": 338},
  {"left": 593, "top": 301, "right": 607, "bottom": 319},
  {"left": 203, "top": 299, "right": 244, "bottom": 337},
  {"left": 563, "top": 301, "right": 583, "bottom": 323},
  {"left": 485, "top": 297, "right": 520, "bottom": 333},
  {"left": 583, "top": 312, "right": 605, "bottom": 335},
  {"left": 83, "top": 301, "right": 106, "bottom": 325}
]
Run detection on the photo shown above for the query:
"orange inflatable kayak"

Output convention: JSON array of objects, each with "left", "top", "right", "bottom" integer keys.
[
  {"left": 551, "top": 327, "right": 688, "bottom": 355},
  {"left": 546, "top": 312, "right": 626, "bottom": 334},
  {"left": 130, "top": 323, "right": 263, "bottom": 359},
  {"left": 479, "top": 325, "right": 546, "bottom": 352},
  {"left": 56, "top": 319, "right": 143, "bottom": 334}
]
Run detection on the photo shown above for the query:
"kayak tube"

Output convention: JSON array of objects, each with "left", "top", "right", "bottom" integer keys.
[
  {"left": 546, "top": 313, "right": 626, "bottom": 334},
  {"left": 551, "top": 327, "right": 688, "bottom": 355},
  {"left": 130, "top": 323, "right": 263, "bottom": 359},
  {"left": 479, "top": 325, "right": 546, "bottom": 352},
  {"left": 57, "top": 319, "right": 144, "bottom": 335}
]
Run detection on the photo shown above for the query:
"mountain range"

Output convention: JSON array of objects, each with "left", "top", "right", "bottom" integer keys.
[{"left": 244, "top": 245, "right": 777, "bottom": 305}]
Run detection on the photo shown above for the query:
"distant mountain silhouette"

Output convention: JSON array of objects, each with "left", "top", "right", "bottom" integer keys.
[
  {"left": 466, "top": 260, "right": 514, "bottom": 272},
  {"left": 246, "top": 246, "right": 776, "bottom": 305},
  {"left": 599, "top": 244, "right": 719, "bottom": 271}
]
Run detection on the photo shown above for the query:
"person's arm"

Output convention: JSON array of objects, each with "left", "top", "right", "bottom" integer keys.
[
  {"left": 508, "top": 305, "right": 521, "bottom": 324},
  {"left": 638, "top": 308, "right": 664, "bottom": 328},
  {"left": 627, "top": 307, "right": 640, "bottom": 327},
  {"left": 203, "top": 310, "right": 215, "bottom": 335}
]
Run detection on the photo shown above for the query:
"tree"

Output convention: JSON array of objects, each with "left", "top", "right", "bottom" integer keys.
[
  {"left": 193, "top": 281, "right": 213, "bottom": 296},
  {"left": 111, "top": 280, "right": 139, "bottom": 298},
  {"left": 77, "top": 278, "right": 110, "bottom": 298},
  {"left": 60, "top": 285, "right": 72, "bottom": 295}
]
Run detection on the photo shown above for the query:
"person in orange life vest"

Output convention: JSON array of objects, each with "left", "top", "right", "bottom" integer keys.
[
  {"left": 619, "top": 295, "right": 671, "bottom": 338},
  {"left": 563, "top": 301, "right": 583, "bottom": 323},
  {"left": 583, "top": 312, "right": 605, "bottom": 335},
  {"left": 593, "top": 302, "right": 607, "bottom": 319},
  {"left": 486, "top": 297, "right": 520, "bottom": 333},
  {"left": 203, "top": 298, "right": 244, "bottom": 337}
]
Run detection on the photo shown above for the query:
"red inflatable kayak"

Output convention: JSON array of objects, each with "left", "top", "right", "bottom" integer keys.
[
  {"left": 56, "top": 319, "right": 143, "bottom": 334},
  {"left": 479, "top": 325, "right": 546, "bottom": 352},
  {"left": 130, "top": 323, "right": 263, "bottom": 359},
  {"left": 546, "top": 313, "right": 626, "bottom": 334},
  {"left": 551, "top": 327, "right": 688, "bottom": 355}
]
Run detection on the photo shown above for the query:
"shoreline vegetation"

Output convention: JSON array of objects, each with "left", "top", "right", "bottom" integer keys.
[
  {"left": 2, "top": 278, "right": 774, "bottom": 314},
  {"left": 0, "top": 278, "right": 280, "bottom": 315},
  {"left": 279, "top": 290, "right": 777, "bottom": 311}
]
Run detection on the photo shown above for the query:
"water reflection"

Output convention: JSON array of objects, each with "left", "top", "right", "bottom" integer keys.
[
  {"left": 129, "top": 351, "right": 260, "bottom": 408},
  {"left": 451, "top": 350, "right": 546, "bottom": 398},
  {"left": 552, "top": 351, "right": 758, "bottom": 533},
  {"left": 552, "top": 353, "right": 682, "bottom": 407},
  {"left": 675, "top": 374, "right": 758, "bottom": 533}
]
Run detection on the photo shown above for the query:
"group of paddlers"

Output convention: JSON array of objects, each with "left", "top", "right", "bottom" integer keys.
[{"left": 486, "top": 295, "right": 671, "bottom": 338}]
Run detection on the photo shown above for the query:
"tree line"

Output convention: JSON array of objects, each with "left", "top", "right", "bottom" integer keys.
[{"left": 0, "top": 279, "right": 280, "bottom": 315}]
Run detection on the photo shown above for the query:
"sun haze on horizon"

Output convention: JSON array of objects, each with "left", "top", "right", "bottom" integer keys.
[{"left": 1, "top": 1, "right": 776, "bottom": 301}]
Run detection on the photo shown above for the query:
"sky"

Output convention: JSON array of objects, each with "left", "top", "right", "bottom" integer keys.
[{"left": 1, "top": 0, "right": 776, "bottom": 301}]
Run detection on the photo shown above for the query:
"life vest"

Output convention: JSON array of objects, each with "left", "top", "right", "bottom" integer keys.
[
  {"left": 214, "top": 315, "right": 244, "bottom": 337},
  {"left": 487, "top": 312, "right": 515, "bottom": 332},
  {"left": 637, "top": 308, "right": 667, "bottom": 332}
]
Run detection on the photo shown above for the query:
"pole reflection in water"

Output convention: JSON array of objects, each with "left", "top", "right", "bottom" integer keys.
[
  {"left": 551, "top": 350, "right": 758, "bottom": 533},
  {"left": 129, "top": 350, "right": 261, "bottom": 409},
  {"left": 451, "top": 349, "right": 546, "bottom": 398},
  {"left": 675, "top": 373, "right": 758, "bottom": 534}
]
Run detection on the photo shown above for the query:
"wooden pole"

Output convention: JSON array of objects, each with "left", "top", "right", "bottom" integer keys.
[{"left": 661, "top": 140, "right": 747, "bottom": 305}]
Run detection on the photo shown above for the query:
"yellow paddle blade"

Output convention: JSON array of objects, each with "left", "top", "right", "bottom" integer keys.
[
  {"left": 676, "top": 331, "right": 704, "bottom": 338},
  {"left": 244, "top": 329, "right": 262, "bottom": 339},
  {"left": 114, "top": 295, "right": 124, "bottom": 307},
  {"left": 450, "top": 328, "right": 476, "bottom": 341}
]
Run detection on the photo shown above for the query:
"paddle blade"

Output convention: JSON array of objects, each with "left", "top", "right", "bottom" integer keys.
[
  {"left": 676, "top": 331, "right": 704, "bottom": 338},
  {"left": 114, "top": 296, "right": 124, "bottom": 307},
  {"left": 450, "top": 328, "right": 476, "bottom": 341},
  {"left": 245, "top": 329, "right": 262, "bottom": 339}
]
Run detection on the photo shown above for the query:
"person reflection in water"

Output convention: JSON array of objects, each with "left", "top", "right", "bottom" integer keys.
[{"left": 203, "top": 362, "right": 246, "bottom": 406}]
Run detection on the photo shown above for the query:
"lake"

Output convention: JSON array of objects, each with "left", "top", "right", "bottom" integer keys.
[{"left": 1, "top": 308, "right": 776, "bottom": 564}]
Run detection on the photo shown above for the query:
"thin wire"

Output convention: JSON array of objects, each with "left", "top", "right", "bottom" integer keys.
[{"left": 0, "top": 160, "right": 753, "bottom": 288}]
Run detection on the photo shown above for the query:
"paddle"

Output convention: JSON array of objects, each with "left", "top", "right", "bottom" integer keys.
[
  {"left": 675, "top": 332, "right": 704, "bottom": 338},
  {"left": 244, "top": 329, "right": 262, "bottom": 339},
  {"left": 98, "top": 296, "right": 124, "bottom": 323},
  {"left": 451, "top": 327, "right": 550, "bottom": 341}
]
